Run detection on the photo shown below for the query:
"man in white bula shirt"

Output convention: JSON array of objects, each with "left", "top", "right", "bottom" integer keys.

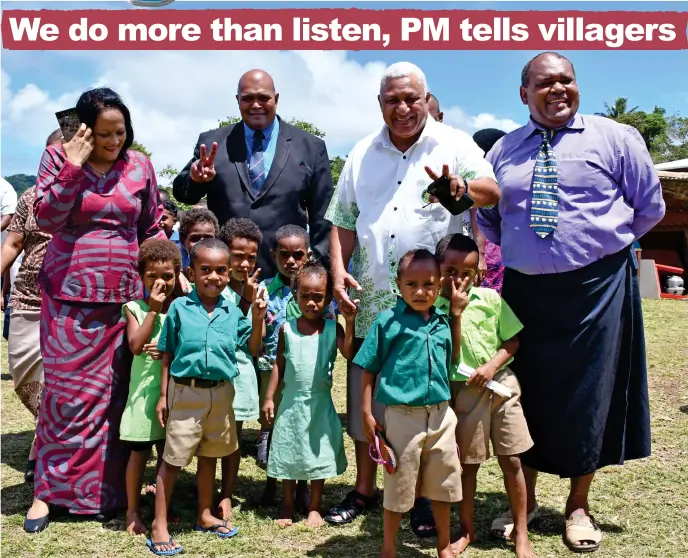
[{"left": 323, "top": 61, "right": 499, "bottom": 528}]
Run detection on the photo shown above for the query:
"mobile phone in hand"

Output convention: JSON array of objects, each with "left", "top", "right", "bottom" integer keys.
[
  {"left": 426, "top": 175, "right": 475, "bottom": 215},
  {"left": 55, "top": 108, "right": 81, "bottom": 142}
]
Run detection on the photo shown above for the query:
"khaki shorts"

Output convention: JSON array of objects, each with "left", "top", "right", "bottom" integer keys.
[
  {"left": 162, "top": 377, "right": 239, "bottom": 467},
  {"left": 452, "top": 367, "right": 533, "bottom": 464},
  {"left": 347, "top": 338, "right": 385, "bottom": 442},
  {"left": 258, "top": 370, "right": 284, "bottom": 429},
  {"left": 382, "top": 402, "right": 462, "bottom": 513}
]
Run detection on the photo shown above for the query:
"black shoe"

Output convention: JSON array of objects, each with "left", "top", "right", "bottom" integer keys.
[
  {"left": 24, "top": 513, "right": 50, "bottom": 534},
  {"left": 93, "top": 510, "right": 117, "bottom": 523},
  {"left": 24, "top": 460, "right": 36, "bottom": 484}
]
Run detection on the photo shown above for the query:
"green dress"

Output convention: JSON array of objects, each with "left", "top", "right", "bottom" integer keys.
[
  {"left": 120, "top": 300, "right": 166, "bottom": 442},
  {"left": 220, "top": 286, "right": 261, "bottom": 422},
  {"left": 267, "top": 319, "right": 347, "bottom": 480}
]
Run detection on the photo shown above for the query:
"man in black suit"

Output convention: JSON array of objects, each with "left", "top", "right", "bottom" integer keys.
[{"left": 173, "top": 69, "right": 334, "bottom": 279}]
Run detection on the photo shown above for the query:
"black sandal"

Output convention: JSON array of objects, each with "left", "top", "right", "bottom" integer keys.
[
  {"left": 324, "top": 489, "right": 380, "bottom": 525},
  {"left": 409, "top": 497, "right": 437, "bottom": 538}
]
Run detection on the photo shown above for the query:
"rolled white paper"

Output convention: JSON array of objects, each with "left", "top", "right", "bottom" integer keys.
[{"left": 456, "top": 363, "right": 513, "bottom": 399}]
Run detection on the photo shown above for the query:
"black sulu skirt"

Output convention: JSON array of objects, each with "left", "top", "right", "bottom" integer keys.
[{"left": 502, "top": 247, "right": 651, "bottom": 479}]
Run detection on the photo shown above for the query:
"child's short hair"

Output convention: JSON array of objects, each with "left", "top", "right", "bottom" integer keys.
[
  {"left": 435, "top": 234, "right": 479, "bottom": 262},
  {"left": 397, "top": 248, "right": 440, "bottom": 278},
  {"left": 162, "top": 200, "right": 178, "bottom": 218},
  {"left": 219, "top": 217, "right": 263, "bottom": 248},
  {"left": 138, "top": 239, "right": 182, "bottom": 275},
  {"left": 274, "top": 224, "right": 309, "bottom": 249},
  {"left": 292, "top": 259, "right": 332, "bottom": 299},
  {"left": 179, "top": 208, "right": 219, "bottom": 241},
  {"left": 189, "top": 237, "right": 230, "bottom": 267}
]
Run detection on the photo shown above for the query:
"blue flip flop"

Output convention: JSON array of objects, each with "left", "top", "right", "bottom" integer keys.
[
  {"left": 146, "top": 538, "right": 183, "bottom": 556},
  {"left": 194, "top": 519, "right": 239, "bottom": 539}
]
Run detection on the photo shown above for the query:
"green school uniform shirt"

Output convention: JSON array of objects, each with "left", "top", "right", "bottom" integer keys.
[
  {"left": 353, "top": 297, "right": 453, "bottom": 407},
  {"left": 158, "top": 289, "right": 252, "bottom": 382},
  {"left": 435, "top": 288, "right": 523, "bottom": 382}
]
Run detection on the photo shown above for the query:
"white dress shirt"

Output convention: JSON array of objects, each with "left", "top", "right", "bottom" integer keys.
[{"left": 325, "top": 117, "right": 496, "bottom": 338}]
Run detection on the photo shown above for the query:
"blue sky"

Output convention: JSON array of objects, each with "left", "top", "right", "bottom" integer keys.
[{"left": 2, "top": 0, "right": 687, "bottom": 178}]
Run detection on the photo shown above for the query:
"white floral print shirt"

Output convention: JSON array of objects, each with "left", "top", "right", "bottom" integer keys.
[{"left": 324, "top": 118, "right": 497, "bottom": 338}]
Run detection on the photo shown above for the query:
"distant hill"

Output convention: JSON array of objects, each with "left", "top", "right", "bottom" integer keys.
[{"left": 4, "top": 174, "right": 36, "bottom": 195}]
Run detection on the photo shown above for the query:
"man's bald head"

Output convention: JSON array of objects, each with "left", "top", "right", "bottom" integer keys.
[
  {"left": 236, "top": 69, "right": 279, "bottom": 131},
  {"left": 237, "top": 69, "right": 276, "bottom": 95}
]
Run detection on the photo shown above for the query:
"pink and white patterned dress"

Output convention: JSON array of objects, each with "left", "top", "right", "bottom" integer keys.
[{"left": 33, "top": 146, "right": 164, "bottom": 514}]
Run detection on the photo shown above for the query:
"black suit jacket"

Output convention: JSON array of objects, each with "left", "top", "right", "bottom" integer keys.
[{"left": 173, "top": 116, "right": 334, "bottom": 280}]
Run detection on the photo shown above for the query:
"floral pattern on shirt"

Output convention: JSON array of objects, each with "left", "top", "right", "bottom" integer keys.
[
  {"left": 7, "top": 187, "right": 52, "bottom": 309},
  {"left": 324, "top": 196, "right": 359, "bottom": 232}
]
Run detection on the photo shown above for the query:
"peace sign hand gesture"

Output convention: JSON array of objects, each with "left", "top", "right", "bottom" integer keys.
[
  {"left": 252, "top": 287, "right": 268, "bottom": 321},
  {"left": 242, "top": 268, "right": 262, "bottom": 303},
  {"left": 190, "top": 142, "right": 218, "bottom": 183},
  {"left": 450, "top": 275, "right": 471, "bottom": 317},
  {"left": 424, "top": 164, "right": 466, "bottom": 202},
  {"left": 63, "top": 124, "right": 94, "bottom": 168}
]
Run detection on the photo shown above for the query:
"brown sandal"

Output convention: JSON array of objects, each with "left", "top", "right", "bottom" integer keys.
[{"left": 563, "top": 512, "right": 602, "bottom": 553}]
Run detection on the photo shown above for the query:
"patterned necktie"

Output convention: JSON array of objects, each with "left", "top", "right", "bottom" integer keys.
[
  {"left": 530, "top": 129, "right": 559, "bottom": 238},
  {"left": 248, "top": 130, "right": 266, "bottom": 196}
]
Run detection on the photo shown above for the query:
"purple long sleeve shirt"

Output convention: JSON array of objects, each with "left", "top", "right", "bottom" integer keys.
[{"left": 477, "top": 113, "right": 666, "bottom": 275}]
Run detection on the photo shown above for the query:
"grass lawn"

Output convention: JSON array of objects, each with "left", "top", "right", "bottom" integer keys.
[{"left": 1, "top": 299, "right": 687, "bottom": 557}]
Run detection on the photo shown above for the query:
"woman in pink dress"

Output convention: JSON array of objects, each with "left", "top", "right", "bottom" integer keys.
[{"left": 24, "top": 88, "right": 165, "bottom": 533}]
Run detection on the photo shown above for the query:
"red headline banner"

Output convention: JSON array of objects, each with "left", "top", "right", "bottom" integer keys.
[{"left": 2, "top": 9, "right": 686, "bottom": 51}]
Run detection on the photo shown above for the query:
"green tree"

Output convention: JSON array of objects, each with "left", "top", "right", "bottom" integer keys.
[
  {"left": 3, "top": 174, "right": 36, "bottom": 195},
  {"left": 614, "top": 107, "right": 669, "bottom": 151},
  {"left": 130, "top": 140, "right": 152, "bottom": 158},
  {"left": 595, "top": 97, "right": 639, "bottom": 119},
  {"left": 650, "top": 115, "right": 688, "bottom": 163},
  {"left": 330, "top": 156, "right": 346, "bottom": 185},
  {"left": 596, "top": 99, "right": 688, "bottom": 162}
]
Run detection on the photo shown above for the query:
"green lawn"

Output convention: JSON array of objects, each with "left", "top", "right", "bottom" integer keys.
[{"left": 1, "top": 299, "right": 687, "bottom": 557}]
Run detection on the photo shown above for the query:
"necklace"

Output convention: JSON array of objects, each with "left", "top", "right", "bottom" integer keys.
[{"left": 88, "top": 161, "right": 113, "bottom": 177}]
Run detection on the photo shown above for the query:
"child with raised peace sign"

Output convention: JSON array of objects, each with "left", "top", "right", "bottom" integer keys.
[
  {"left": 434, "top": 233, "right": 535, "bottom": 558},
  {"left": 215, "top": 218, "right": 269, "bottom": 522},
  {"left": 355, "top": 248, "right": 465, "bottom": 558},
  {"left": 120, "top": 239, "right": 181, "bottom": 537}
]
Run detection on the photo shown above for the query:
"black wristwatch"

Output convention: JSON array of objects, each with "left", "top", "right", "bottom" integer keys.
[{"left": 463, "top": 177, "right": 469, "bottom": 195}]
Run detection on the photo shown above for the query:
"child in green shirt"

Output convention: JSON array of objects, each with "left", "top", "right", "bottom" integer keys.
[
  {"left": 435, "top": 233, "right": 535, "bottom": 558},
  {"left": 216, "top": 217, "right": 266, "bottom": 521},
  {"left": 356, "top": 248, "right": 467, "bottom": 558},
  {"left": 120, "top": 239, "right": 180, "bottom": 537},
  {"left": 149, "top": 238, "right": 266, "bottom": 556}
]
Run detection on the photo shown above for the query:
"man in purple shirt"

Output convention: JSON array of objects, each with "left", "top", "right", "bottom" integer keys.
[{"left": 478, "top": 52, "right": 665, "bottom": 554}]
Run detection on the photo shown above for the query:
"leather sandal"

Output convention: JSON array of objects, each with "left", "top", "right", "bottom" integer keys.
[
  {"left": 410, "top": 497, "right": 437, "bottom": 538},
  {"left": 563, "top": 512, "right": 602, "bottom": 553},
  {"left": 323, "top": 489, "right": 380, "bottom": 525}
]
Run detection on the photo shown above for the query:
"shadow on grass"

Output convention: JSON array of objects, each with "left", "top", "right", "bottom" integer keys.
[
  {"left": 305, "top": 490, "right": 591, "bottom": 556},
  {"left": 528, "top": 506, "right": 625, "bottom": 537},
  {"left": 679, "top": 405, "right": 688, "bottom": 414},
  {"left": 1, "top": 430, "right": 34, "bottom": 475}
]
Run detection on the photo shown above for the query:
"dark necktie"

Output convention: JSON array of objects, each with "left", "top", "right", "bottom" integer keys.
[
  {"left": 248, "top": 130, "right": 266, "bottom": 196},
  {"left": 530, "top": 129, "right": 559, "bottom": 238}
]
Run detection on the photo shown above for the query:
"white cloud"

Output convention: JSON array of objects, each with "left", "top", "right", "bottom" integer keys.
[
  {"left": 1, "top": 51, "right": 520, "bottom": 182},
  {"left": 443, "top": 106, "right": 521, "bottom": 136}
]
